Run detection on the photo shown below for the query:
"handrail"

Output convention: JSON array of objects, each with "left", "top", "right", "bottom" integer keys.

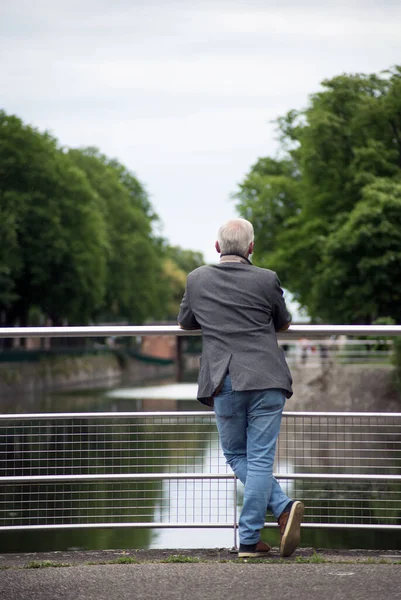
[
  {"left": 1, "top": 473, "right": 400, "bottom": 484},
  {"left": 1, "top": 324, "right": 401, "bottom": 338},
  {"left": 1, "top": 411, "right": 400, "bottom": 535},
  {"left": 0, "top": 410, "right": 400, "bottom": 419}
]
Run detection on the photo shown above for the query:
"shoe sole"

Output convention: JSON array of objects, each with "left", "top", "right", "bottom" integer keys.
[
  {"left": 238, "top": 552, "right": 271, "bottom": 558},
  {"left": 280, "top": 501, "right": 304, "bottom": 557}
]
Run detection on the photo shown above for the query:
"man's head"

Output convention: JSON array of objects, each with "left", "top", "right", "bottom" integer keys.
[{"left": 215, "top": 218, "right": 255, "bottom": 257}]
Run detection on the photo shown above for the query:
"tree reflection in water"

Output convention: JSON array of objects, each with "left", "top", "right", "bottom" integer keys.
[{"left": 1, "top": 388, "right": 400, "bottom": 552}]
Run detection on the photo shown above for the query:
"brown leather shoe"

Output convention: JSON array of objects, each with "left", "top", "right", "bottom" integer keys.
[
  {"left": 238, "top": 540, "right": 271, "bottom": 558},
  {"left": 278, "top": 501, "right": 304, "bottom": 557}
]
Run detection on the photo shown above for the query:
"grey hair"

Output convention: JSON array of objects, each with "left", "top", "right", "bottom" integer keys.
[{"left": 217, "top": 218, "right": 254, "bottom": 256}]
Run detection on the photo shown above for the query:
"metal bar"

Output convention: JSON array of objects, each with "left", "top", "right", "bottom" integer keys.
[
  {"left": 0, "top": 473, "right": 235, "bottom": 483},
  {"left": 0, "top": 411, "right": 215, "bottom": 420},
  {"left": 0, "top": 411, "right": 214, "bottom": 420},
  {"left": 0, "top": 523, "right": 236, "bottom": 531},
  {"left": 0, "top": 522, "right": 399, "bottom": 532},
  {"left": 176, "top": 335, "right": 184, "bottom": 382},
  {"left": 1, "top": 410, "right": 399, "bottom": 535},
  {"left": 273, "top": 523, "right": 401, "bottom": 530},
  {"left": 2, "top": 324, "right": 401, "bottom": 338},
  {"left": 283, "top": 412, "right": 401, "bottom": 418},
  {"left": 0, "top": 325, "right": 200, "bottom": 338},
  {"left": 233, "top": 476, "right": 238, "bottom": 551},
  {"left": 276, "top": 473, "right": 401, "bottom": 481},
  {"left": 2, "top": 473, "right": 400, "bottom": 484},
  {"left": 0, "top": 411, "right": 400, "bottom": 420}
]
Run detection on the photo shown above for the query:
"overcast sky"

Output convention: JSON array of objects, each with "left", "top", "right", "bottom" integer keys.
[{"left": 1, "top": 0, "right": 401, "bottom": 266}]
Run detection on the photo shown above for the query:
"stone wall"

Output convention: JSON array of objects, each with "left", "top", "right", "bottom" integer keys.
[
  {"left": 141, "top": 335, "right": 177, "bottom": 359},
  {"left": 1, "top": 352, "right": 399, "bottom": 414},
  {"left": 286, "top": 363, "right": 401, "bottom": 412},
  {"left": 0, "top": 352, "right": 176, "bottom": 404}
]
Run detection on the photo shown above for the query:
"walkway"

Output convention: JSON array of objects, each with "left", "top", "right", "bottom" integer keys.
[{"left": 1, "top": 549, "right": 400, "bottom": 600}]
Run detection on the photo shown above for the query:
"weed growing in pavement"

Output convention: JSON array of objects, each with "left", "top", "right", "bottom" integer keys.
[
  {"left": 24, "top": 561, "right": 71, "bottom": 569},
  {"left": 295, "top": 553, "right": 326, "bottom": 564},
  {"left": 109, "top": 557, "right": 139, "bottom": 564},
  {"left": 163, "top": 555, "right": 201, "bottom": 563}
]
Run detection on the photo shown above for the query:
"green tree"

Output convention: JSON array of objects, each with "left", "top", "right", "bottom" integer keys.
[
  {"left": 0, "top": 190, "right": 21, "bottom": 312},
  {"left": 0, "top": 112, "right": 208, "bottom": 330},
  {"left": 161, "top": 258, "right": 187, "bottom": 320},
  {"left": 68, "top": 148, "right": 168, "bottom": 324},
  {"left": 166, "top": 246, "right": 204, "bottom": 274},
  {"left": 235, "top": 67, "right": 401, "bottom": 323},
  {"left": 159, "top": 246, "right": 205, "bottom": 320},
  {"left": 234, "top": 157, "right": 301, "bottom": 267},
  {"left": 310, "top": 179, "right": 401, "bottom": 323},
  {"left": 0, "top": 112, "right": 107, "bottom": 327}
]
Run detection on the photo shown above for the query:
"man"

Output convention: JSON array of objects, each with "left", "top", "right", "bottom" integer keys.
[{"left": 178, "top": 218, "right": 304, "bottom": 558}]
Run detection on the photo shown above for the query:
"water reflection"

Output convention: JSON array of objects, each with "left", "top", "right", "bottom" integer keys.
[
  {"left": 0, "top": 388, "right": 221, "bottom": 552},
  {"left": 1, "top": 383, "right": 400, "bottom": 552},
  {"left": 152, "top": 429, "right": 235, "bottom": 549}
]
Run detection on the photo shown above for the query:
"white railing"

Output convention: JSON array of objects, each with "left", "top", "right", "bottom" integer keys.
[
  {"left": 1, "top": 411, "right": 400, "bottom": 545},
  {"left": 1, "top": 324, "right": 401, "bottom": 338},
  {"left": 1, "top": 325, "right": 401, "bottom": 547}
]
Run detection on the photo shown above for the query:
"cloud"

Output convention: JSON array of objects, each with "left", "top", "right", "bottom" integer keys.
[{"left": 1, "top": 0, "right": 401, "bottom": 264}]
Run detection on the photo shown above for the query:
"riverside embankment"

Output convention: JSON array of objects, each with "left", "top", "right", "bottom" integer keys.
[
  {"left": 1, "top": 351, "right": 400, "bottom": 413},
  {"left": 0, "top": 350, "right": 176, "bottom": 412}
]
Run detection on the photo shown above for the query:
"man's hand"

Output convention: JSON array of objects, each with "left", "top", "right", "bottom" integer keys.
[{"left": 178, "top": 321, "right": 201, "bottom": 331}]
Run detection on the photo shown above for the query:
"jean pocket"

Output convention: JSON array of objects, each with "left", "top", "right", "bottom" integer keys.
[
  {"left": 258, "top": 388, "right": 286, "bottom": 412},
  {"left": 213, "top": 396, "right": 234, "bottom": 418}
]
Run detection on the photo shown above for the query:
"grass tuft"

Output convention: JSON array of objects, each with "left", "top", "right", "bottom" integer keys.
[
  {"left": 163, "top": 555, "right": 201, "bottom": 563},
  {"left": 310, "top": 553, "right": 327, "bottom": 564},
  {"left": 24, "top": 561, "right": 71, "bottom": 569},
  {"left": 296, "top": 553, "right": 326, "bottom": 564},
  {"left": 109, "top": 557, "right": 139, "bottom": 564}
]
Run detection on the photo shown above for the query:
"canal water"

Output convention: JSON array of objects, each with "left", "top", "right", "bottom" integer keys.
[{"left": 1, "top": 381, "right": 400, "bottom": 553}]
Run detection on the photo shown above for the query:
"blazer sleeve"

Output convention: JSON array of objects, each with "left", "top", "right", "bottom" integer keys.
[
  {"left": 272, "top": 274, "right": 292, "bottom": 332},
  {"left": 178, "top": 282, "right": 201, "bottom": 330}
]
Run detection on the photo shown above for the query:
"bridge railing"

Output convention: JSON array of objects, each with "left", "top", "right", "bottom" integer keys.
[
  {"left": 0, "top": 411, "right": 400, "bottom": 547},
  {"left": 1, "top": 324, "right": 401, "bottom": 338},
  {"left": 1, "top": 325, "right": 401, "bottom": 547}
]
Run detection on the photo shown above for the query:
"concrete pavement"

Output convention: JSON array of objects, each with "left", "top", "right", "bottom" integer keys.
[
  {"left": 1, "top": 548, "right": 401, "bottom": 600},
  {"left": 1, "top": 562, "right": 401, "bottom": 600}
]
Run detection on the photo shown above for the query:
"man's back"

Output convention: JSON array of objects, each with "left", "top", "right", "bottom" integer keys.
[{"left": 178, "top": 262, "right": 292, "bottom": 405}]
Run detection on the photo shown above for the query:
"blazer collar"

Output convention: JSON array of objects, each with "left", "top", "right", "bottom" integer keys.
[{"left": 219, "top": 253, "right": 252, "bottom": 265}]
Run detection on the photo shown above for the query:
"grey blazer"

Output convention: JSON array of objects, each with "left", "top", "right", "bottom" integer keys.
[{"left": 178, "top": 261, "right": 293, "bottom": 406}]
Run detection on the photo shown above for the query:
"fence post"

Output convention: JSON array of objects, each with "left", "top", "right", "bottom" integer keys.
[
  {"left": 233, "top": 475, "right": 238, "bottom": 550},
  {"left": 176, "top": 336, "right": 184, "bottom": 382}
]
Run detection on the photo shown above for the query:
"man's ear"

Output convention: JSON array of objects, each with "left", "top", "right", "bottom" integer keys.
[
  {"left": 249, "top": 241, "right": 255, "bottom": 255},
  {"left": 215, "top": 241, "right": 221, "bottom": 253}
]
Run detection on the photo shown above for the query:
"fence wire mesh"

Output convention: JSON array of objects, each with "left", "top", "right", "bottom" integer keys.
[{"left": 0, "top": 412, "right": 400, "bottom": 530}]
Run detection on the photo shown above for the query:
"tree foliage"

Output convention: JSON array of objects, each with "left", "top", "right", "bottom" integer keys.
[
  {"left": 0, "top": 112, "right": 203, "bottom": 328},
  {"left": 68, "top": 148, "right": 167, "bottom": 323},
  {"left": 235, "top": 66, "right": 401, "bottom": 323},
  {"left": 165, "top": 246, "right": 204, "bottom": 275},
  {"left": 0, "top": 113, "right": 107, "bottom": 326},
  {"left": 161, "top": 247, "right": 205, "bottom": 320}
]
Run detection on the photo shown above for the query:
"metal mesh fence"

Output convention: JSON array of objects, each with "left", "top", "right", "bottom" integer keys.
[
  {"left": 0, "top": 413, "right": 222, "bottom": 476},
  {"left": 0, "top": 412, "right": 400, "bottom": 531}
]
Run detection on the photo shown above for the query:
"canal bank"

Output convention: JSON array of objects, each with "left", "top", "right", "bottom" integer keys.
[{"left": 0, "top": 349, "right": 176, "bottom": 412}]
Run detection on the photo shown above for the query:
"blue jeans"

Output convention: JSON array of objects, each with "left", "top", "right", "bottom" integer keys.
[{"left": 214, "top": 374, "right": 291, "bottom": 545}]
